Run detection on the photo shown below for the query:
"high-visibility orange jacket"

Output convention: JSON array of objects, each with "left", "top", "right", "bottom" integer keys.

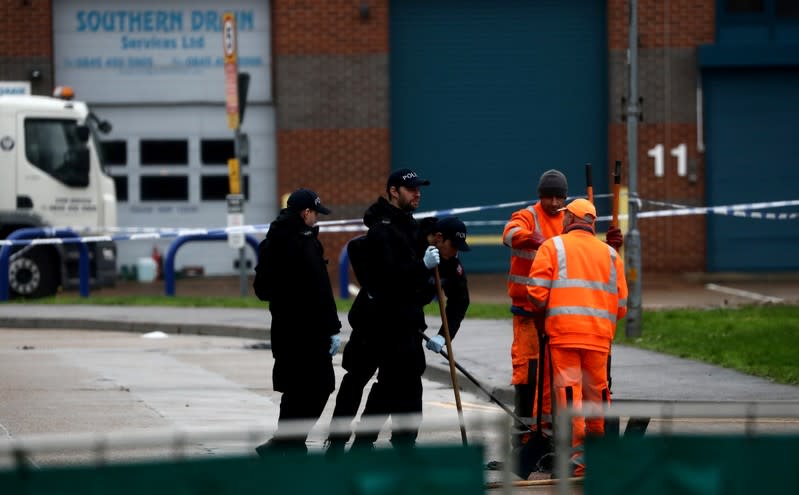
[
  {"left": 526, "top": 227, "right": 628, "bottom": 352},
  {"left": 502, "top": 202, "right": 563, "bottom": 308}
]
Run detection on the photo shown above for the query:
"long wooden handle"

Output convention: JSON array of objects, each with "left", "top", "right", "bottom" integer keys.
[
  {"left": 434, "top": 267, "right": 468, "bottom": 446},
  {"left": 612, "top": 160, "right": 622, "bottom": 228},
  {"left": 420, "top": 332, "right": 534, "bottom": 432}
]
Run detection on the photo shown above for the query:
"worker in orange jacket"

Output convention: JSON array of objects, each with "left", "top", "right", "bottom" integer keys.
[
  {"left": 502, "top": 169, "right": 623, "bottom": 472},
  {"left": 502, "top": 170, "right": 567, "bottom": 446},
  {"left": 526, "top": 198, "right": 628, "bottom": 478}
]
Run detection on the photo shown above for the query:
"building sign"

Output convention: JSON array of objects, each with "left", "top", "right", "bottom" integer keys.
[
  {"left": 0, "top": 81, "right": 31, "bottom": 96},
  {"left": 52, "top": 0, "right": 271, "bottom": 104}
]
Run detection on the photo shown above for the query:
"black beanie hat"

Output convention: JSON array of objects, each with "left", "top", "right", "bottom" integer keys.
[{"left": 537, "top": 169, "right": 568, "bottom": 198}]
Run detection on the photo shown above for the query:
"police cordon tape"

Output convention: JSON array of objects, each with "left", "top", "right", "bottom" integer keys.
[{"left": 1, "top": 196, "right": 797, "bottom": 248}]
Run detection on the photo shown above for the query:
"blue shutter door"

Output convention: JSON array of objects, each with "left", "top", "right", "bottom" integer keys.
[
  {"left": 390, "top": 0, "right": 608, "bottom": 272},
  {"left": 704, "top": 68, "right": 799, "bottom": 271}
]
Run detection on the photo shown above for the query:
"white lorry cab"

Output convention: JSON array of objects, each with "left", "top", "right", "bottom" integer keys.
[{"left": 0, "top": 87, "right": 117, "bottom": 297}]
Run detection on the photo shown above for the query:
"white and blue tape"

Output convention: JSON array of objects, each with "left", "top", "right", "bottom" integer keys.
[{"left": 1, "top": 197, "right": 797, "bottom": 248}]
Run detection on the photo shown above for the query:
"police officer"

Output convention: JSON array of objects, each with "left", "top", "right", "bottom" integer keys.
[
  {"left": 416, "top": 216, "right": 471, "bottom": 354},
  {"left": 253, "top": 188, "right": 341, "bottom": 454},
  {"left": 326, "top": 169, "right": 454, "bottom": 452}
]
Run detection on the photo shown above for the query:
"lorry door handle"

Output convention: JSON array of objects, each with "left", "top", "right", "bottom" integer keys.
[{"left": 16, "top": 196, "right": 33, "bottom": 208}]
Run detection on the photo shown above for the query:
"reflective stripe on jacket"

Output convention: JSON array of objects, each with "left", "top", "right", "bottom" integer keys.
[
  {"left": 502, "top": 202, "right": 563, "bottom": 307},
  {"left": 526, "top": 229, "right": 628, "bottom": 352}
]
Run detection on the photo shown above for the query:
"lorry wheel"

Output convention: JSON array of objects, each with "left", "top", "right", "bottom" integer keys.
[{"left": 8, "top": 248, "right": 58, "bottom": 298}]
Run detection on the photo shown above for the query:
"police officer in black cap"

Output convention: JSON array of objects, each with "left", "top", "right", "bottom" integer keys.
[
  {"left": 326, "top": 168, "right": 442, "bottom": 452},
  {"left": 417, "top": 216, "right": 471, "bottom": 354},
  {"left": 325, "top": 168, "right": 473, "bottom": 450},
  {"left": 253, "top": 188, "right": 341, "bottom": 454}
]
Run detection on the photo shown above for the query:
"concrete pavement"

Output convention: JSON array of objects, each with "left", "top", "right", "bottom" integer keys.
[{"left": 2, "top": 294, "right": 798, "bottom": 409}]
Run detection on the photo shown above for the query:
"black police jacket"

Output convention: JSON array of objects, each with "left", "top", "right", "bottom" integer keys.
[
  {"left": 348, "top": 197, "right": 430, "bottom": 335},
  {"left": 419, "top": 255, "right": 470, "bottom": 340},
  {"left": 415, "top": 217, "right": 470, "bottom": 339},
  {"left": 253, "top": 209, "right": 341, "bottom": 363}
]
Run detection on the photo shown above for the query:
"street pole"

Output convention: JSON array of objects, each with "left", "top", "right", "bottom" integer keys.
[
  {"left": 222, "top": 12, "right": 248, "bottom": 298},
  {"left": 235, "top": 128, "right": 247, "bottom": 297},
  {"left": 625, "top": 0, "right": 643, "bottom": 337}
]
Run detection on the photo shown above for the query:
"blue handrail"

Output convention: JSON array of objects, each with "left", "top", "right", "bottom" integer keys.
[
  {"left": 164, "top": 232, "right": 259, "bottom": 296},
  {"left": 338, "top": 241, "right": 351, "bottom": 299}
]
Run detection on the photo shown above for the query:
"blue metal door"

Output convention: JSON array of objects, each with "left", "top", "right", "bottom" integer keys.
[
  {"left": 704, "top": 68, "right": 799, "bottom": 271},
  {"left": 390, "top": 0, "right": 608, "bottom": 272}
]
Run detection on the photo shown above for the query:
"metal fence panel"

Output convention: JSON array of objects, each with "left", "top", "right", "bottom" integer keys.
[
  {"left": 586, "top": 435, "right": 799, "bottom": 495},
  {"left": 1, "top": 445, "right": 485, "bottom": 495}
]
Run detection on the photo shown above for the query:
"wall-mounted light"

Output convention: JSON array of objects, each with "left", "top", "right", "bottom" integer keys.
[
  {"left": 359, "top": 2, "right": 371, "bottom": 20},
  {"left": 28, "top": 68, "right": 42, "bottom": 81}
]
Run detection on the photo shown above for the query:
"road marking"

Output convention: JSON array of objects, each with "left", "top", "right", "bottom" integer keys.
[
  {"left": 705, "top": 283, "right": 784, "bottom": 304},
  {"left": 427, "top": 400, "right": 500, "bottom": 412}
]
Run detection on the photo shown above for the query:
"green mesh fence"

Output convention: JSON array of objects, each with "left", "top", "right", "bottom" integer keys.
[
  {"left": 1, "top": 445, "right": 485, "bottom": 495},
  {"left": 585, "top": 435, "right": 799, "bottom": 495}
]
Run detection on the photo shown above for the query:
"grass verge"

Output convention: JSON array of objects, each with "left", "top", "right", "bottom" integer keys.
[{"left": 615, "top": 304, "right": 799, "bottom": 385}]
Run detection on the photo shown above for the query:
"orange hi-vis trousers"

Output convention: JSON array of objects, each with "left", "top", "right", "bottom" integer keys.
[
  {"left": 511, "top": 314, "right": 552, "bottom": 437},
  {"left": 549, "top": 346, "right": 609, "bottom": 477}
]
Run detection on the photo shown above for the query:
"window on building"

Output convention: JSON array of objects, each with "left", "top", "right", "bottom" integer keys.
[
  {"left": 726, "top": 0, "right": 765, "bottom": 13},
  {"left": 140, "top": 139, "right": 188, "bottom": 165},
  {"left": 777, "top": 0, "right": 799, "bottom": 17},
  {"left": 201, "top": 139, "right": 235, "bottom": 165},
  {"left": 112, "top": 176, "right": 128, "bottom": 202},
  {"left": 717, "top": 0, "right": 799, "bottom": 41},
  {"left": 101, "top": 140, "right": 127, "bottom": 166},
  {"left": 140, "top": 176, "right": 188, "bottom": 201},
  {"left": 201, "top": 175, "right": 250, "bottom": 200}
]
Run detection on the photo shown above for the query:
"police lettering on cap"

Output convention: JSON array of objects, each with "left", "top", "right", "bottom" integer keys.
[
  {"left": 537, "top": 169, "right": 568, "bottom": 198},
  {"left": 287, "top": 188, "right": 332, "bottom": 215},
  {"left": 435, "top": 216, "right": 471, "bottom": 252},
  {"left": 559, "top": 198, "right": 596, "bottom": 223},
  {"left": 387, "top": 168, "right": 431, "bottom": 191}
]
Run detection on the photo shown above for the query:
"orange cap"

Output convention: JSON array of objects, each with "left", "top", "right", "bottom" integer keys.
[{"left": 559, "top": 198, "right": 596, "bottom": 223}]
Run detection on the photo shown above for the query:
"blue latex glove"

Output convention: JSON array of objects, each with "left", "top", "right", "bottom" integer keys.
[
  {"left": 423, "top": 246, "right": 440, "bottom": 269},
  {"left": 329, "top": 334, "right": 341, "bottom": 355},
  {"left": 426, "top": 334, "right": 445, "bottom": 353}
]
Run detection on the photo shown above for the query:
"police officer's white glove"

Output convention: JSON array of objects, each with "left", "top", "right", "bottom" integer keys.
[
  {"left": 426, "top": 334, "right": 446, "bottom": 353},
  {"left": 329, "top": 334, "right": 341, "bottom": 355},
  {"left": 423, "top": 246, "right": 440, "bottom": 269}
]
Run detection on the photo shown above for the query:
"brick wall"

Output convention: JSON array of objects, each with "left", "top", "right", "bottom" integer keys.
[
  {"left": 608, "top": 0, "right": 715, "bottom": 273},
  {"left": 0, "top": 0, "right": 54, "bottom": 94},
  {"left": 273, "top": 0, "right": 390, "bottom": 293},
  {"left": 273, "top": 0, "right": 718, "bottom": 281}
]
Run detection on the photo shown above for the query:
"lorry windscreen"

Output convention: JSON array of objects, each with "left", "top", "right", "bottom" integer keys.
[{"left": 24, "top": 118, "right": 90, "bottom": 188}]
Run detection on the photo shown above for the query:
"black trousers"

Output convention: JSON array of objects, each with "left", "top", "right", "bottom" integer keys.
[
  {"left": 352, "top": 366, "right": 423, "bottom": 447},
  {"left": 270, "top": 387, "right": 331, "bottom": 452},
  {"left": 328, "top": 335, "right": 379, "bottom": 443},
  {"left": 351, "top": 333, "right": 425, "bottom": 447}
]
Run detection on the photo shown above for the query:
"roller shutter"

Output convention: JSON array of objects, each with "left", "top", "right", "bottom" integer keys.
[
  {"left": 704, "top": 68, "right": 799, "bottom": 271},
  {"left": 390, "top": 0, "right": 608, "bottom": 271}
]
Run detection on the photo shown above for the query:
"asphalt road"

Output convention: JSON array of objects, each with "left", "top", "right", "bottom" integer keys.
[
  {"left": 0, "top": 328, "right": 510, "bottom": 469},
  {"left": 1, "top": 274, "right": 798, "bottom": 492}
]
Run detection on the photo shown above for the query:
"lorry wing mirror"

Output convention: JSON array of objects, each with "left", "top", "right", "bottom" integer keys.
[{"left": 87, "top": 112, "right": 113, "bottom": 134}]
